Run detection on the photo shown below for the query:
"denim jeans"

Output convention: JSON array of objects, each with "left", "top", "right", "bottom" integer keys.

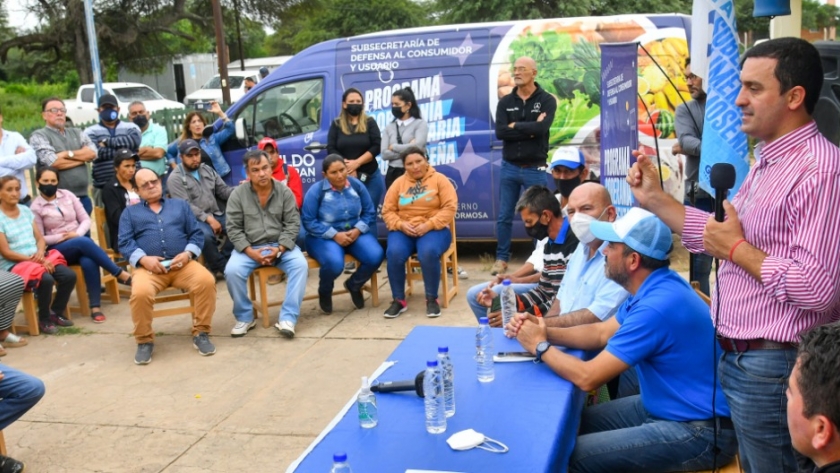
[
  {"left": 196, "top": 214, "right": 233, "bottom": 273},
  {"left": 465, "top": 281, "right": 537, "bottom": 321},
  {"left": 50, "top": 236, "right": 123, "bottom": 308},
  {"left": 225, "top": 245, "right": 308, "bottom": 325},
  {"left": 386, "top": 228, "right": 451, "bottom": 300},
  {"left": 685, "top": 197, "right": 713, "bottom": 296},
  {"left": 569, "top": 395, "right": 738, "bottom": 473},
  {"left": 305, "top": 233, "right": 383, "bottom": 294},
  {"left": 496, "top": 161, "right": 548, "bottom": 262},
  {"left": 77, "top": 195, "right": 93, "bottom": 216},
  {"left": 363, "top": 171, "right": 384, "bottom": 229},
  {"left": 719, "top": 349, "right": 799, "bottom": 473},
  {"left": 0, "top": 363, "right": 45, "bottom": 431}
]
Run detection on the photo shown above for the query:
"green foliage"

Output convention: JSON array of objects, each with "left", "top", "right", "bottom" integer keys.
[
  {"left": 802, "top": 0, "right": 840, "bottom": 30},
  {"left": 0, "top": 81, "right": 76, "bottom": 135},
  {"left": 735, "top": 0, "right": 770, "bottom": 37}
]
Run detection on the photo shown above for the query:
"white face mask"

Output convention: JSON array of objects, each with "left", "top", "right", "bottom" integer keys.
[
  {"left": 446, "top": 429, "right": 509, "bottom": 453},
  {"left": 570, "top": 208, "right": 607, "bottom": 245}
]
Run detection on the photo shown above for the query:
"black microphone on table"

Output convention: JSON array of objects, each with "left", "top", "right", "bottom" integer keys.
[
  {"left": 709, "top": 163, "right": 736, "bottom": 222},
  {"left": 370, "top": 371, "right": 425, "bottom": 397}
]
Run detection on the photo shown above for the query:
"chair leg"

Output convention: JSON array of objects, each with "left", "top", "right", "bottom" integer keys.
[
  {"left": 104, "top": 276, "right": 120, "bottom": 305},
  {"left": 67, "top": 266, "right": 91, "bottom": 319},
  {"left": 248, "top": 272, "right": 257, "bottom": 323},
  {"left": 440, "top": 257, "right": 449, "bottom": 309},
  {"left": 369, "top": 270, "right": 379, "bottom": 307},
  {"left": 0, "top": 430, "right": 6, "bottom": 456},
  {"left": 259, "top": 271, "right": 271, "bottom": 329},
  {"left": 13, "top": 292, "right": 40, "bottom": 336}
]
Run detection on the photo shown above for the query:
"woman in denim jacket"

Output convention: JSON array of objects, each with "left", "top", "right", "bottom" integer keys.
[
  {"left": 166, "top": 101, "right": 234, "bottom": 178},
  {"left": 302, "top": 154, "right": 384, "bottom": 314}
]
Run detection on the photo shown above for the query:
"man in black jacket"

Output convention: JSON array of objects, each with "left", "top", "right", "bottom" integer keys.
[{"left": 492, "top": 56, "right": 557, "bottom": 275}]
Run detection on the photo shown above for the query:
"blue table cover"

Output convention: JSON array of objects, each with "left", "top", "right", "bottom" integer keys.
[{"left": 293, "top": 326, "right": 586, "bottom": 473}]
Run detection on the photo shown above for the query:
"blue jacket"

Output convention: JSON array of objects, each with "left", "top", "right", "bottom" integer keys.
[
  {"left": 302, "top": 176, "right": 376, "bottom": 239},
  {"left": 84, "top": 120, "right": 142, "bottom": 188},
  {"left": 166, "top": 119, "right": 234, "bottom": 177}
]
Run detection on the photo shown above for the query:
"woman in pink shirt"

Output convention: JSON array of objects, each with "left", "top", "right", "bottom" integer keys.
[{"left": 31, "top": 168, "right": 132, "bottom": 323}]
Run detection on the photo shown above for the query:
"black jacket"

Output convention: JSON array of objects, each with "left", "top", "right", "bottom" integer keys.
[
  {"left": 495, "top": 82, "right": 557, "bottom": 167},
  {"left": 101, "top": 177, "right": 131, "bottom": 251}
]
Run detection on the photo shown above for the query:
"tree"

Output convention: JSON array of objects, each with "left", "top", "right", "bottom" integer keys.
[{"left": 734, "top": 0, "right": 769, "bottom": 42}]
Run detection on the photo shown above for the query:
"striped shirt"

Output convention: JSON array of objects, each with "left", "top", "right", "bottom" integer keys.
[
  {"left": 518, "top": 220, "right": 579, "bottom": 316},
  {"left": 683, "top": 121, "right": 840, "bottom": 342}
]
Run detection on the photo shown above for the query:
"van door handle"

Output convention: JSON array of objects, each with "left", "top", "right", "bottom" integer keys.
[
  {"left": 304, "top": 142, "right": 327, "bottom": 152},
  {"left": 491, "top": 145, "right": 504, "bottom": 150}
]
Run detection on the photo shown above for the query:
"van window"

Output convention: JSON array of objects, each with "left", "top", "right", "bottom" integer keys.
[
  {"left": 203, "top": 75, "right": 247, "bottom": 89},
  {"left": 236, "top": 78, "right": 323, "bottom": 141},
  {"left": 81, "top": 88, "right": 95, "bottom": 103}
]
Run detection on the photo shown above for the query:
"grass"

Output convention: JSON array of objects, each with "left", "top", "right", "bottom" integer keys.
[
  {"left": 55, "top": 326, "right": 94, "bottom": 336},
  {"left": 0, "top": 81, "right": 76, "bottom": 137},
  {"left": 479, "top": 253, "right": 496, "bottom": 272}
]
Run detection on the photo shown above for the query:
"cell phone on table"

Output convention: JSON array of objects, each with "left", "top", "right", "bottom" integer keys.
[{"left": 496, "top": 351, "right": 534, "bottom": 358}]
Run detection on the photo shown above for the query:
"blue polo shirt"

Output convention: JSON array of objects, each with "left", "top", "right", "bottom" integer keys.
[
  {"left": 606, "top": 268, "right": 730, "bottom": 421},
  {"left": 556, "top": 241, "right": 629, "bottom": 319}
]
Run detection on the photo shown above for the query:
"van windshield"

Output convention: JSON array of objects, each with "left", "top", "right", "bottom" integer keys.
[
  {"left": 112, "top": 86, "right": 164, "bottom": 102},
  {"left": 203, "top": 76, "right": 246, "bottom": 89}
]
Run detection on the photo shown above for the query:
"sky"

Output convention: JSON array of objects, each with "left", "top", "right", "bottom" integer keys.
[{"left": 5, "top": 2, "right": 40, "bottom": 31}]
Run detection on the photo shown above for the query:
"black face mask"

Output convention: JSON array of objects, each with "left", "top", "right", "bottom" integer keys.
[
  {"left": 39, "top": 184, "right": 58, "bottom": 198},
  {"left": 391, "top": 106, "right": 405, "bottom": 119},
  {"left": 555, "top": 177, "right": 582, "bottom": 198},
  {"left": 525, "top": 215, "right": 550, "bottom": 240},
  {"left": 345, "top": 104, "right": 363, "bottom": 117},
  {"left": 132, "top": 115, "right": 148, "bottom": 129}
]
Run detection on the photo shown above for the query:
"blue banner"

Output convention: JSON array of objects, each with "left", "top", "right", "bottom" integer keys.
[
  {"left": 697, "top": 0, "right": 750, "bottom": 195},
  {"left": 600, "top": 43, "right": 639, "bottom": 217}
]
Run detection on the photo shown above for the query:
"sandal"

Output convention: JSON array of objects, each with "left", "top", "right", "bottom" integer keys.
[
  {"left": 0, "top": 333, "right": 27, "bottom": 348},
  {"left": 91, "top": 311, "right": 106, "bottom": 323},
  {"left": 118, "top": 276, "right": 133, "bottom": 287}
]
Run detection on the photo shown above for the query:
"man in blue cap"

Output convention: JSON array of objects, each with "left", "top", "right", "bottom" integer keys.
[{"left": 511, "top": 208, "right": 737, "bottom": 472}]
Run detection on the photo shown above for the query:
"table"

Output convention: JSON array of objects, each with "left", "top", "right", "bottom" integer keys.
[{"left": 290, "top": 326, "right": 586, "bottom": 473}]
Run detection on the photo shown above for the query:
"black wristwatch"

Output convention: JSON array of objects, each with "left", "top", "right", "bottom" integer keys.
[{"left": 535, "top": 341, "right": 551, "bottom": 363}]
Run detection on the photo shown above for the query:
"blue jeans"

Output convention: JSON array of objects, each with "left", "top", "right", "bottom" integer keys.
[
  {"left": 363, "top": 171, "right": 384, "bottom": 235},
  {"left": 77, "top": 195, "right": 93, "bottom": 216},
  {"left": 496, "top": 161, "right": 548, "bottom": 262},
  {"left": 466, "top": 281, "right": 537, "bottom": 321},
  {"left": 196, "top": 214, "right": 233, "bottom": 273},
  {"left": 386, "top": 228, "right": 451, "bottom": 300},
  {"left": 0, "top": 364, "right": 45, "bottom": 431},
  {"left": 305, "top": 233, "right": 383, "bottom": 294},
  {"left": 719, "top": 349, "right": 799, "bottom": 473},
  {"left": 225, "top": 245, "right": 308, "bottom": 325},
  {"left": 570, "top": 395, "right": 738, "bottom": 473},
  {"left": 50, "top": 237, "right": 123, "bottom": 309}
]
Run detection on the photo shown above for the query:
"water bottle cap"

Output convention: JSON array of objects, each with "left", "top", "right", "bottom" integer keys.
[
  {"left": 427, "top": 360, "right": 439, "bottom": 367},
  {"left": 479, "top": 317, "right": 489, "bottom": 324},
  {"left": 502, "top": 279, "right": 511, "bottom": 285},
  {"left": 361, "top": 376, "right": 369, "bottom": 388},
  {"left": 438, "top": 346, "right": 449, "bottom": 353},
  {"left": 333, "top": 452, "right": 347, "bottom": 462}
]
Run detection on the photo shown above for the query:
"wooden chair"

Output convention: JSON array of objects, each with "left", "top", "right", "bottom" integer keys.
[
  {"left": 94, "top": 207, "right": 130, "bottom": 297},
  {"left": 248, "top": 254, "right": 380, "bottom": 328},
  {"left": 66, "top": 264, "right": 120, "bottom": 319},
  {"left": 0, "top": 430, "right": 6, "bottom": 455},
  {"left": 151, "top": 289, "right": 196, "bottom": 319},
  {"left": 11, "top": 292, "right": 39, "bottom": 336},
  {"left": 405, "top": 220, "right": 459, "bottom": 308}
]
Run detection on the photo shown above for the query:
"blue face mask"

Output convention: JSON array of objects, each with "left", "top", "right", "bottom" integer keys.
[{"left": 99, "top": 108, "right": 119, "bottom": 123}]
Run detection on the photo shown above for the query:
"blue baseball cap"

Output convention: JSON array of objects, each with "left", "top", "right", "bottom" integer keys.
[
  {"left": 179, "top": 139, "right": 200, "bottom": 155},
  {"left": 590, "top": 207, "right": 672, "bottom": 261},
  {"left": 548, "top": 147, "right": 585, "bottom": 172}
]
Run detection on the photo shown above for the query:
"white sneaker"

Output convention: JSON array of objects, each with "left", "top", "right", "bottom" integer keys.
[
  {"left": 275, "top": 320, "right": 296, "bottom": 338},
  {"left": 231, "top": 320, "right": 256, "bottom": 338}
]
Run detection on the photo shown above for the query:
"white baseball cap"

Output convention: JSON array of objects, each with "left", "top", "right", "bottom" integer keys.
[
  {"left": 590, "top": 207, "right": 672, "bottom": 261},
  {"left": 547, "top": 147, "right": 585, "bottom": 173}
]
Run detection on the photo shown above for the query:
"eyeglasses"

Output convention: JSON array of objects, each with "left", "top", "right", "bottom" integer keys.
[
  {"left": 138, "top": 179, "right": 160, "bottom": 190},
  {"left": 45, "top": 108, "right": 67, "bottom": 114}
]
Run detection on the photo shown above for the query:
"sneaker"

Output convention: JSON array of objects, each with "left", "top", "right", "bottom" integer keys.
[
  {"left": 318, "top": 291, "right": 333, "bottom": 314},
  {"left": 275, "top": 320, "right": 296, "bottom": 338},
  {"left": 38, "top": 319, "right": 58, "bottom": 335},
  {"left": 490, "top": 260, "right": 508, "bottom": 276},
  {"left": 230, "top": 320, "right": 256, "bottom": 337},
  {"left": 344, "top": 280, "right": 364, "bottom": 310},
  {"left": 0, "top": 453, "right": 26, "bottom": 472},
  {"left": 343, "top": 261, "right": 356, "bottom": 274},
  {"left": 426, "top": 298, "right": 441, "bottom": 318},
  {"left": 134, "top": 342, "right": 154, "bottom": 365},
  {"left": 448, "top": 266, "right": 469, "bottom": 280},
  {"left": 383, "top": 299, "right": 407, "bottom": 319},
  {"left": 193, "top": 332, "right": 216, "bottom": 356},
  {"left": 49, "top": 312, "right": 74, "bottom": 327}
]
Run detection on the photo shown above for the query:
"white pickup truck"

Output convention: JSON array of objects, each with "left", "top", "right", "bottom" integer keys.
[{"left": 64, "top": 82, "right": 185, "bottom": 126}]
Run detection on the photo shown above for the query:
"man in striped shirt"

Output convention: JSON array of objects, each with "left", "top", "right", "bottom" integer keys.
[{"left": 627, "top": 38, "right": 840, "bottom": 473}]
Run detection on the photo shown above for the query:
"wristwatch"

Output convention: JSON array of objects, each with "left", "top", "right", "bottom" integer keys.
[
  {"left": 535, "top": 341, "right": 551, "bottom": 363},
  {"left": 67, "top": 150, "right": 74, "bottom": 159}
]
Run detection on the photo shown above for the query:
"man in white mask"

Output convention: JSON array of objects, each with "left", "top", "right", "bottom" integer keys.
[{"left": 526, "top": 182, "right": 629, "bottom": 328}]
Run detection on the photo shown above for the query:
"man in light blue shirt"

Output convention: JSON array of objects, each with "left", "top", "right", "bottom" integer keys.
[
  {"left": 542, "top": 182, "right": 629, "bottom": 327},
  {"left": 0, "top": 107, "right": 37, "bottom": 203},
  {"left": 128, "top": 101, "right": 168, "bottom": 177}
]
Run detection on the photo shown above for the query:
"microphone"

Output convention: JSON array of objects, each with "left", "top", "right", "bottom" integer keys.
[
  {"left": 709, "top": 163, "right": 736, "bottom": 222},
  {"left": 370, "top": 371, "right": 425, "bottom": 397}
]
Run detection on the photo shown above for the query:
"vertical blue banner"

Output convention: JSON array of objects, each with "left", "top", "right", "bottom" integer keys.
[
  {"left": 697, "top": 0, "right": 749, "bottom": 195},
  {"left": 600, "top": 43, "right": 639, "bottom": 217}
]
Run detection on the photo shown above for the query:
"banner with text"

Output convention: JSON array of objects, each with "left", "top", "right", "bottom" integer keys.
[{"left": 600, "top": 43, "right": 639, "bottom": 217}]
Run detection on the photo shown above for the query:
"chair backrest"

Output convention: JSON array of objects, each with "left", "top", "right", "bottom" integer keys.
[{"left": 93, "top": 207, "right": 112, "bottom": 255}]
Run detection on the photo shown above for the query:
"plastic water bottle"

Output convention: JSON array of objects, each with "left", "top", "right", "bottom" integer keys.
[
  {"left": 357, "top": 376, "right": 378, "bottom": 428},
  {"left": 500, "top": 279, "right": 516, "bottom": 330},
  {"left": 423, "top": 360, "right": 446, "bottom": 434},
  {"left": 330, "top": 452, "right": 352, "bottom": 473},
  {"left": 476, "top": 317, "right": 495, "bottom": 382},
  {"left": 437, "top": 346, "right": 455, "bottom": 418}
]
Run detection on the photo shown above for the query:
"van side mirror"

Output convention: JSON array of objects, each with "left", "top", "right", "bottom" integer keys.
[{"left": 235, "top": 117, "right": 247, "bottom": 143}]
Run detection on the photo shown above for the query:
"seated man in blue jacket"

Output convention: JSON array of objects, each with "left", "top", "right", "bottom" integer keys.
[{"left": 511, "top": 208, "right": 738, "bottom": 472}]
